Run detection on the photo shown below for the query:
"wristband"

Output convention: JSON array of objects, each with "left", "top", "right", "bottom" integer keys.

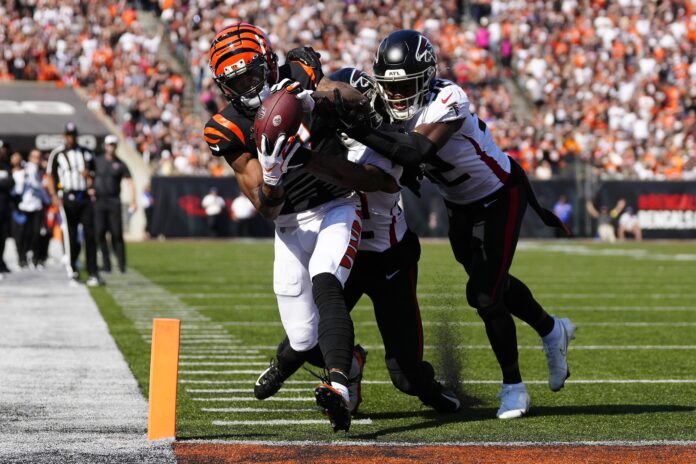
[{"left": 259, "top": 186, "right": 285, "bottom": 207}]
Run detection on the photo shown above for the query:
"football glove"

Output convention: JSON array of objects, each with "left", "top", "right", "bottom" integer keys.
[
  {"left": 257, "top": 133, "right": 303, "bottom": 186},
  {"left": 286, "top": 46, "right": 324, "bottom": 83},
  {"left": 270, "top": 79, "right": 315, "bottom": 113}
]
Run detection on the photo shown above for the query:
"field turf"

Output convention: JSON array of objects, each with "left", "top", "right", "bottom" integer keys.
[{"left": 90, "top": 240, "right": 696, "bottom": 444}]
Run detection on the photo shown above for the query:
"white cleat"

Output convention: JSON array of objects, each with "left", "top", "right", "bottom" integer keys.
[
  {"left": 543, "top": 316, "right": 576, "bottom": 392},
  {"left": 496, "top": 382, "right": 530, "bottom": 419}
]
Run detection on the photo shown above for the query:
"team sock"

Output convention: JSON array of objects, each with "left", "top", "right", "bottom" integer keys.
[
  {"left": 505, "top": 275, "right": 555, "bottom": 337},
  {"left": 542, "top": 318, "right": 562, "bottom": 345},
  {"left": 313, "top": 273, "right": 354, "bottom": 377}
]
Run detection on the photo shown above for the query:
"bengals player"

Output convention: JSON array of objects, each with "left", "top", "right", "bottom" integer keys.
[{"left": 204, "top": 23, "right": 397, "bottom": 432}]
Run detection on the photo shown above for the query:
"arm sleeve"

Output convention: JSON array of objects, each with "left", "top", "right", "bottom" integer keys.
[
  {"left": 286, "top": 61, "right": 319, "bottom": 91},
  {"left": 345, "top": 125, "right": 438, "bottom": 166}
]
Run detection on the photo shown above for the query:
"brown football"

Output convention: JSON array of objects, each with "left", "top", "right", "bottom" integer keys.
[{"left": 253, "top": 90, "right": 304, "bottom": 151}]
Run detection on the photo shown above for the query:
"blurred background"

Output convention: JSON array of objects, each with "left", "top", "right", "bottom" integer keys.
[{"left": 1, "top": 0, "right": 694, "bottom": 240}]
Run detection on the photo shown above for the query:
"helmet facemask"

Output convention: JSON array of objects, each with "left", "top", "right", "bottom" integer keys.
[
  {"left": 212, "top": 55, "right": 273, "bottom": 110},
  {"left": 374, "top": 67, "right": 435, "bottom": 121}
]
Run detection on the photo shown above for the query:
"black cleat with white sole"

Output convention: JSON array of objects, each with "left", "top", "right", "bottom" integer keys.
[
  {"left": 254, "top": 359, "right": 288, "bottom": 400},
  {"left": 315, "top": 383, "right": 351, "bottom": 432}
]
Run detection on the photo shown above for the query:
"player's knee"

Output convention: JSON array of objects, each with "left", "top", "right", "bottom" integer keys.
[
  {"left": 286, "top": 325, "right": 318, "bottom": 352},
  {"left": 476, "top": 295, "right": 506, "bottom": 322}
]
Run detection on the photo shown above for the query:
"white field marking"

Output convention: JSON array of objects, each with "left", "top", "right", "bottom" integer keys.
[
  {"left": 202, "top": 408, "right": 319, "bottom": 413},
  {"left": 180, "top": 370, "right": 260, "bottom": 375},
  {"left": 178, "top": 362, "right": 270, "bottom": 367},
  {"left": 212, "top": 419, "right": 373, "bottom": 426},
  {"left": 218, "top": 321, "right": 696, "bottom": 328},
  {"left": 172, "top": 438, "right": 696, "bottom": 447},
  {"left": 178, "top": 335, "right": 236, "bottom": 339},
  {"left": 179, "top": 379, "right": 696, "bottom": 386},
  {"left": 193, "top": 397, "right": 313, "bottom": 402},
  {"left": 534, "top": 293, "right": 696, "bottom": 299},
  {"left": 180, "top": 349, "right": 262, "bottom": 355},
  {"left": 187, "top": 388, "right": 309, "bottom": 393},
  {"left": 517, "top": 242, "right": 696, "bottom": 261},
  {"left": 542, "top": 306, "right": 696, "bottom": 311},
  {"left": 179, "top": 355, "right": 266, "bottom": 360},
  {"left": 179, "top": 344, "right": 696, "bottom": 353},
  {"left": 192, "top": 305, "right": 696, "bottom": 312}
]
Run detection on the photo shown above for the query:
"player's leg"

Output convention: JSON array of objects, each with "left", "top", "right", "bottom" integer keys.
[
  {"left": 61, "top": 200, "right": 80, "bottom": 278},
  {"left": 367, "top": 231, "right": 461, "bottom": 412},
  {"left": 308, "top": 202, "right": 361, "bottom": 432},
  {"left": 255, "top": 226, "right": 318, "bottom": 400}
]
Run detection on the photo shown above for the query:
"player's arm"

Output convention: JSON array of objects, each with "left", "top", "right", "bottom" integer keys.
[
  {"left": 46, "top": 149, "right": 61, "bottom": 207},
  {"left": 226, "top": 151, "right": 285, "bottom": 220},
  {"left": 302, "top": 148, "right": 399, "bottom": 193}
]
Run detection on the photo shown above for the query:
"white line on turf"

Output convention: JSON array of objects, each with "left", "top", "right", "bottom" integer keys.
[
  {"left": 181, "top": 370, "right": 261, "bottom": 375},
  {"left": 218, "top": 321, "right": 696, "bottom": 328},
  {"left": 179, "top": 379, "right": 696, "bottom": 385},
  {"left": 212, "top": 419, "right": 373, "bottom": 426},
  {"left": 193, "top": 397, "right": 313, "bottom": 402},
  {"left": 202, "top": 408, "right": 320, "bottom": 413},
  {"left": 179, "top": 355, "right": 266, "bottom": 360},
  {"left": 187, "top": 388, "right": 309, "bottom": 393},
  {"left": 179, "top": 362, "right": 270, "bottom": 367}
]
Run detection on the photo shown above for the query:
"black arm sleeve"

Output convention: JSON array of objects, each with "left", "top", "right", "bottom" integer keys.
[{"left": 345, "top": 125, "right": 438, "bottom": 166}]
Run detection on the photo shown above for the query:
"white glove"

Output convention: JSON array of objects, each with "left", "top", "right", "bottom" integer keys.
[
  {"left": 257, "top": 133, "right": 302, "bottom": 186},
  {"left": 269, "top": 78, "right": 315, "bottom": 113}
]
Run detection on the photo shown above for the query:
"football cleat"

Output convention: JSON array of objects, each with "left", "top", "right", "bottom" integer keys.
[
  {"left": 315, "top": 383, "right": 351, "bottom": 432},
  {"left": 543, "top": 316, "right": 576, "bottom": 392},
  {"left": 496, "top": 382, "right": 530, "bottom": 419},
  {"left": 348, "top": 345, "right": 368, "bottom": 414},
  {"left": 420, "top": 381, "right": 461, "bottom": 413},
  {"left": 254, "top": 359, "right": 288, "bottom": 400}
]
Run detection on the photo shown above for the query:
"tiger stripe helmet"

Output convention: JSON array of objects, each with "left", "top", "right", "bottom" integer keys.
[{"left": 209, "top": 23, "right": 278, "bottom": 108}]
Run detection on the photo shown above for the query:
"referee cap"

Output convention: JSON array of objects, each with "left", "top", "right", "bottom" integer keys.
[
  {"left": 104, "top": 134, "right": 119, "bottom": 146},
  {"left": 64, "top": 122, "right": 78, "bottom": 135}
]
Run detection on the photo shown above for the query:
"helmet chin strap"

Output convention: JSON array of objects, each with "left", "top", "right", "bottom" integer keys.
[{"left": 240, "top": 84, "right": 270, "bottom": 109}]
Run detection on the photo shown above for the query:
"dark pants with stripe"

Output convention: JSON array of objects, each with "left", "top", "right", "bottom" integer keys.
[
  {"left": 95, "top": 197, "right": 126, "bottom": 272},
  {"left": 447, "top": 181, "right": 553, "bottom": 384},
  {"left": 63, "top": 192, "right": 98, "bottom": 277},
  {"left": 343, "top": 230, "right": 436, "bottom": 397},
  {"left": 15, "top": 209, "right": 44, "bottom": 266}
]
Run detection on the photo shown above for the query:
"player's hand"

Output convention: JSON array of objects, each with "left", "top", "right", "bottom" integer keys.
[
  {"left": 286, "top": 46, "right": 324, "bottom": 83},
  {"left": 330, "top": 88, "right": 372, "bottom": 129},
  {"left": 257, "top": 133, "right": 302, "bottom": 186},
  {"left": 400, "top": 164, "right": 424, "bottom": 198},
  {"left": 270, "top": 79, "right": 315, "bottom": 112}
]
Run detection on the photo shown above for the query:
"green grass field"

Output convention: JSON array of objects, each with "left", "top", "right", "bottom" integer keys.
[{"left": 90, "top": 240, "right": 696, "bottom": 444}]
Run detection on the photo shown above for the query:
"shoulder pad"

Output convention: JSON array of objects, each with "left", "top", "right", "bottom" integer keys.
[
  {"left": 204, "top": 112, "right": 249, "bottom": 159},
  {"left": 421, "top": 81, "right": 469, "bottom": 124}
]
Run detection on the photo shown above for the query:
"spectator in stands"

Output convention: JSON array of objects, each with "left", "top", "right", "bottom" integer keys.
[
  {"left": 201, "top": 187, "right": 225, "bottom": 237},
  {"left": 0, "top": 141, "right": 13, "bottom": 276},
  {"left": 586, "top": 198, "right": 626, "bottom": 243},
  {"left": 618, "top": 207, "right": 642, "bottom": 241}
]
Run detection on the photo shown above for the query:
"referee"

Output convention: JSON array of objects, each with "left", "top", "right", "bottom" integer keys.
[
  {"left": 47, "top": 122, "right": 102, "bottom": 286},
  {"left": 95, "top": 135, "right": 135, "bottom": 273}
]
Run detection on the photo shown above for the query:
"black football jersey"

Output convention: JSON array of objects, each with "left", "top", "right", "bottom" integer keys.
[{"left": 204, "top": 61, "right": 352, "bottom": 215}]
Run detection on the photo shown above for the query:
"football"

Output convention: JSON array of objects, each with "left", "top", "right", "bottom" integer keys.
[{"left": 253, "top": 90, "right": 304, "bottom": 150}]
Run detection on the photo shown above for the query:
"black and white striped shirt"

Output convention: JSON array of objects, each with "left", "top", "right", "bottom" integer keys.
[{"left": 47, "top": 145, "right": 95, "bottom": 193}]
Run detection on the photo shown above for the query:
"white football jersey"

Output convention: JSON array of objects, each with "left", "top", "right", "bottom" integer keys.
[
  {"left": 344, "top": 138, "right": 407, "bottom": 253},
  {"left": 404, "top": 79, "right": 511, "bottom": 205}
]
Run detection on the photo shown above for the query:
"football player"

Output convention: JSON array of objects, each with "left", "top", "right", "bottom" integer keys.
[
  {"left": 346, "top": 30, "right": 576, "bottom": 419},
  {"left": 256, "top": 67, "right": 461, "bottom": 415},
  {"left": 204, "top": 23, "right": 398, "bottom": 432}
]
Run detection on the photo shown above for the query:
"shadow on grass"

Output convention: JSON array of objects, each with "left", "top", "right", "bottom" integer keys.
[{"left": 527, "top": 403, "right": 695, "bottom": 417}]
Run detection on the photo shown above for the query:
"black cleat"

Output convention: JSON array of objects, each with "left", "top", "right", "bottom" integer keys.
[
  {"left": 419, "top": 381, "right": 461, "bottom": 413},
  {"left": 315, "top": 383, "right": 351, "bottom": 432},
  {"left": 254, "top": 359, "right": 288, "bottom": 400}
]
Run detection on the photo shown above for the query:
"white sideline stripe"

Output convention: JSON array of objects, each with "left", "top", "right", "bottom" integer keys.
[
  {"left": 179, "top": 355, "right": 266, "bottom": 360},
  {"left": 197, "top": 305, "right": 696, "bottom": 312},
  {"left": 212, "top": 419, "right": 373, "bottom": 426},
  {"left": 193, "top": 397, "right": 313, "bottom": 402},
  {"left": 518, "top": 242, "right": 696, "bottom": 262},
  {"left": 174, "top": 291, "right": 696, "bottom": 299},
  {"left": 181, "top": 349, "right": 261, "bottom": 354},
  {"left": 181, "top": 370, "right": 260, "bottom": 375},
  {"left": 179, "top": 362, "right": 270, "bottom": 367},
  {"left": 202, "top": 407, "right": 319, "bottom": 413},
  {"left": 187, "top": 388, "right": 308, "bottom": 393},
  {"left": 535, "top": 293, "right": 696, "bottom": 299}
]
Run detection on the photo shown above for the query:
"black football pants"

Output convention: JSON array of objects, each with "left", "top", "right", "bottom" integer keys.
[
  {"left": 62, "top": 193, "right": 98, "bottom": 277},
  {"left": 447, "top": 183, "right": 553, "bottom": 384},
  {"left": 95, "top": 197, "right": 126, "bottom": 272}
]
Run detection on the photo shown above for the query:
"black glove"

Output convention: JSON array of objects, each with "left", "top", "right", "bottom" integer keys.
[
  {"left": 286, "top": 46, "right": 324, "bottom": 83},
  {"left": 399, "top": 164, "right": 424, "bottom": 198},
  {"left": 329, "top": 88, "right": 372, "bottom": 129}
]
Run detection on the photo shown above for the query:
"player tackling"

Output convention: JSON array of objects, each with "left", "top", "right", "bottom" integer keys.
[{"left": 347, "top": 30, "right": 577, "bottom": 419}]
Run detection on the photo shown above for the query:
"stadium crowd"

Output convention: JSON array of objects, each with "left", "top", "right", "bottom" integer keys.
[{"left": 1, "top": 0, "right": 694, "bottom": 179}]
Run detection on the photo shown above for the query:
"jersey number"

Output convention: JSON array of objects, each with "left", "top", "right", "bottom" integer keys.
[{"left": 423, "top": 154, "right": 471, "bottom": 187}]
